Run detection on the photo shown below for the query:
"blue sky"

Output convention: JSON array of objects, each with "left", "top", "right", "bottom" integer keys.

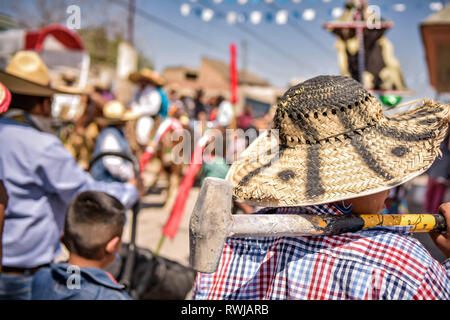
[
  {"left": 134, "top": 0, "right": 447, "bottom": 100},
  {"left": 1, "top": 0, "right": 448, "bottom": 100}
]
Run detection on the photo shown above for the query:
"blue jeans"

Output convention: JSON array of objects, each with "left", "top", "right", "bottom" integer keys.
[{"left": 0, "top": 273, "right": 33, "bottom": 300}]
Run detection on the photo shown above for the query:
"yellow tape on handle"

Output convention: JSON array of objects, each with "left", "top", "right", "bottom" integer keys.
[{"left": 360, "top": 214, "right": 446, "bottom": 233}]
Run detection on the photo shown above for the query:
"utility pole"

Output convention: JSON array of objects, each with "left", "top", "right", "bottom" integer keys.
[
  {"left": 127, "top": 0, "right": 136, "bottom": 45},
  {"left": 116, "top": 0, "right": 138, "bottom": 105}
]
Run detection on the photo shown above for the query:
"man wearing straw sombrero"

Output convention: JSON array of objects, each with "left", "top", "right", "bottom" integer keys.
[
  {"left": 193, "top": 75, "right": 450, "bottom": 300},
  {"left": 0, "top": 51, "right": 139, "bottom": 299},
  {"left": 128, "top": 68, "right": 169, "bottom": 149},
  {"left": 90, "top": 100, "right": 140, "bottom": 183}
]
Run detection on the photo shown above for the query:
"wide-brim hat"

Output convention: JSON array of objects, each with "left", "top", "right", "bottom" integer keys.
[
  {"left": 0, "top": 82, "right": 11, "bottom": 113},
  {"left": 128, "top": 68, "right": 166, "bottom": 87},
  {"left": 97, "top": 100, "right": 140, "bottom": 125},
  {"left": 226, "top": 75, "right": 449, "bottom": 207},
  {"left": 0, "top": 50, "right": 85, "bottom": 97}
]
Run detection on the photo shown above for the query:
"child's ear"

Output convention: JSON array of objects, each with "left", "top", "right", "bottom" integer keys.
[{"left": 105, "top": 236, "right": 121, "bottom": 254}]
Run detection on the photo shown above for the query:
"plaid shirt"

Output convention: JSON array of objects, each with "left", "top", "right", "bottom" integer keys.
[{"left": 192, "top": 204, "right": 450, "bottom": 300}]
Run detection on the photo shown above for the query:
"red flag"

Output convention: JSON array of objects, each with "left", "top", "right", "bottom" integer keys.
[{"left": 230, "top": 43, "right": 238, "bottom": 104}]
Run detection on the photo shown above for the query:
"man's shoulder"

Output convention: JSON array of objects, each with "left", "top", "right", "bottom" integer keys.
[
  {"left": 32, "top": 266, "right": 54, "bottom": 283},
  {"left": 97, "top": 126, "right": 121, "bottom": 141},
  {"left": 31, "top": 266, "right": 60, "bottom": 299},
  {"left": 351, "top": 229, "right": 431, "bottom": 261},
  {"left": 227, "top": 230, "right": 433, "bottom": 284},
  {"left": 95, "top": 286, "right": 132, "bottom": 300},
  {"left": 0, "top": 118, "right": 61, "bottom": 148},
  {"left": 79, "top": 267, "right": 132, "bottom": 300},
  {"left": 327, "top": 229, "right": 434, "bottom": 286},
  {"left": 33, "top": 263, "right": 68, "bottom": 285},
  {"left": 32, "top": 263, "right": 132, "bottom": 300}
]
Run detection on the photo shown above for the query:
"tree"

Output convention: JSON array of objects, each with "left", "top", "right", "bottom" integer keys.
[
  {"left": 78, "top": 27, "right": 153, "bottom": 70},
  {"left": 4, "top": 0, "right": 153, "bottom": 70},
  {"left": 5, "top": 0, "right": 70, "bottom": 29},
  {"left": 78, "top": 27, "right": 120, "bottom": 67}
]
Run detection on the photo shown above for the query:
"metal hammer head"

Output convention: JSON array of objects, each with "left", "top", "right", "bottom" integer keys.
[{"left": 189, "top": 177, "right": 232, "bottom": 273}]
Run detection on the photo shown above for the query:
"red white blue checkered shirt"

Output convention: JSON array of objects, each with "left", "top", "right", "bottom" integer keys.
[{"left": 192, "top": 204, "right": 450, "bottom": 300}]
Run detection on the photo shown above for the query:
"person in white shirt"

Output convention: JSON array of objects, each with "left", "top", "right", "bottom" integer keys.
[
  {"left": 128, "top": 68, "right": 166, "bottom": 147},
  {"left": 91, "top": 100, "right": 140, "bottom": 183},
  {"left": 216, "top": 96, "right": 234, "bottom": 128}
]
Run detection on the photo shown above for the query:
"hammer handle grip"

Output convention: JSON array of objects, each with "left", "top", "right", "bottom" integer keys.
[
  {"left": 358, "top": 213, "right": 446, "bottom": 234},
  {"left": 230, "top": 213, "right": 447, "bottom": 237}
]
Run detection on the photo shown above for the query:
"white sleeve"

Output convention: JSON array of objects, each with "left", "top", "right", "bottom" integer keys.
[
  {"left": 132, "top": 87, "right": 161, "bottom": 116},
  {"left": 101, "top": 133, "right": 135, "bottom": 181},
  {"left": 217, "top": 101, "right": 234, "bottom": 126},
  {"left": 135, "top": 116, "right": 155, "bottom": 146},
  {"left": 148, "top": 90, "right": 162, "bottom": 114}
]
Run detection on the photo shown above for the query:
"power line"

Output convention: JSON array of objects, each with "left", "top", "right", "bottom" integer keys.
[
  {"left": 182, "top": 0, "right": 305, "bottom": 80},
  {"left": 114, "top": 0, "right": 296, "bottom": 82},
  {"left": 265, "top": 2, "right": 336, "bottom": 60},
  {"left": 109, "top": 0, "right": 227, "bottom": 58},
  {"left": 192, "top": 0, "right": 314, "bottom": 73}
]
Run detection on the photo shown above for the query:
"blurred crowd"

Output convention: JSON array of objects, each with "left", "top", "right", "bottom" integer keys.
[
  {"left": 0, "top": 49, "right": 279, "bottom": 300},
  {"left": 55, "top": 64, "right": 277, "bottom": 191}
]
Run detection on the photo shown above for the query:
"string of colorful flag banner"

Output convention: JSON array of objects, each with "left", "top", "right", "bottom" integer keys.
[{"left": 180, "top": 1, "right": 444, "bottom": 24}]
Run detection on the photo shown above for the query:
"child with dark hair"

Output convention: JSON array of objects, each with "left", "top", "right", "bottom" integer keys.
[{"left": 31, "top": 191, "right": 131, "bottom": 300}]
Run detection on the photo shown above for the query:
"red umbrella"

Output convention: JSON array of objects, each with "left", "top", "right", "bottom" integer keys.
[
  {"left": 0, "top": 83, "right": 11, "bottom": 114},
  {"left": 27, "top": 24, "right": 85, "bottom": 51}
]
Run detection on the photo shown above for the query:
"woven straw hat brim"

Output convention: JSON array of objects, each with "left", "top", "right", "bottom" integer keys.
[
  {"left": 55, "top": 84, "right": 89, "bottom": 95},
  {"left": 226, "top": 100, "right": 449, "bottom": 207},
  {"left": 0, "top": 70, "right": 84, "bottom": 97},
  {"left": 128, "top": 70, "right": 165, "bottom": 87},
  {"left": 0, "top": 70, "right": 58, "bottom": 97},
  {"left": 97, "top": 110, "right": 140, "bottom": 125}
]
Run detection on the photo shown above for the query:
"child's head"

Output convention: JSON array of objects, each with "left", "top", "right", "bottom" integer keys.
[{"left": 63, "top": 191, "right": 125, "bottom": 266}]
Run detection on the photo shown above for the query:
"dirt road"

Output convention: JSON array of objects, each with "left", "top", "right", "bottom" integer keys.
[{"left": 122, "top": 179, "right": 199, "bottom": 267}]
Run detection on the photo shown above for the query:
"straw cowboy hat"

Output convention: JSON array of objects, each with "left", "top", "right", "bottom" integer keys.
[
  {"left": 128, "top": 68, "right": 166, "bottom": 87},
  {"left": 0, "top": 82, "right": 11, "bottom": 113},
  {"left": 98, "top": 100, "right": 140, "bottom": 125},
  {"left": 226, "top": 75, "right": 450, "bottom": 207},
  {"left": 0, "top": 50, "right": 86, "bottom": 97}
]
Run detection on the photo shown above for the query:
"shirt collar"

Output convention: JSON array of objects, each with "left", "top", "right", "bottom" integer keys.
[
  {"left": 1, "top": 108, "right": 54, "bottom": 134},
  {"left": 51, "top": 263, "right": 125, "bottom": 290},
  {"left": 255, "top": 203, "right": 346, "bottom": 216}
]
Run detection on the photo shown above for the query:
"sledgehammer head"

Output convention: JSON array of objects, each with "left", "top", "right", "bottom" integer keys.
[{"left": 189, "top": 177, "right": 232, "bottom": 273}]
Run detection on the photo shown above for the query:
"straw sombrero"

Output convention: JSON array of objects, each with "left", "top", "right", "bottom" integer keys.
[
  {"left": 97, "top": 100, "right": 140, "bottom": 125},
  {"left": 0, "top": 51, "right": 85, "bottom": 97},
  {"left": 226, "top": 75, "right": 449, "bottom": 207},
  {"left": 0, "top": 82, "right": 11, "bottom": 113},
  {"left": 128, "top": 68, "right": 166, "bottom": 87}
]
